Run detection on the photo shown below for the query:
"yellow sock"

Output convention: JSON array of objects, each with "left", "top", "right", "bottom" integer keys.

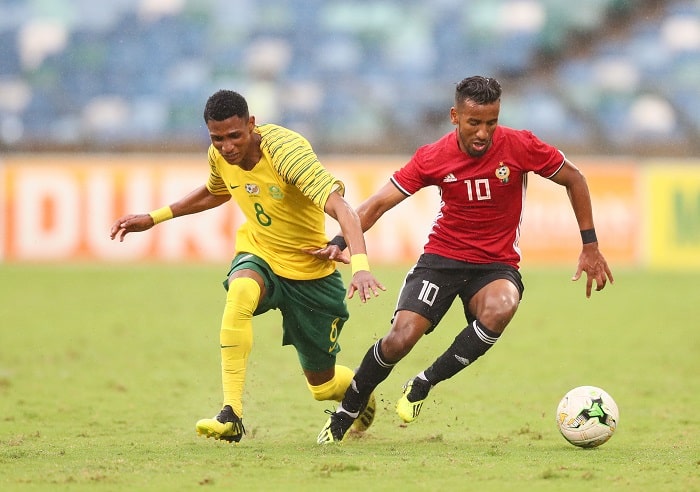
[
  {"left": 220, "top": 277, "right": 259, "bottom": 418},
  {"left": 307, "top": 364, "right": 354, "bottom": 402}
]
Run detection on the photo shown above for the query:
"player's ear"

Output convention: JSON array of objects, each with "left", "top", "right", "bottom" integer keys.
[
  {"left": 450, "top": 107, "right": 458, "bottom": 125},
  {"left": 248, "top": 115, "right": 256, "bottom": 131}
]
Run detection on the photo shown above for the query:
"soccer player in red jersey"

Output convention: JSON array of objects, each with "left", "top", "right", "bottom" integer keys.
[{"left": 316, "top": 75, "right": 613, "bottom": 443}]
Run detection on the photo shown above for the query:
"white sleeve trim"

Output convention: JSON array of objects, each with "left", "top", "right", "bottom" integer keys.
[
  {"left": 544, "top": 151, "right": 566, "bottom": 179},
  {"left": 390, "top": 176, "right": 413, "bottom": 197}
]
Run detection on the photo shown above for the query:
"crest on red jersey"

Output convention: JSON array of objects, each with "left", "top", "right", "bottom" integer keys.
[{"left": 495, "top": 163, "right": 510, "bottom": 183}]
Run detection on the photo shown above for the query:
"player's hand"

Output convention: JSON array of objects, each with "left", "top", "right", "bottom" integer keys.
[
  {"left": 301, "top": 244, "right": 350, "bottom": 264},
  {"left": 110, "top": 214, "right": 155, "bottom": 242},
  {"left": 572, "top": 243, "right": 614, "bottom": 298},
  {"left": 347, "top": 270, "right": 386, "bottom": 303}
]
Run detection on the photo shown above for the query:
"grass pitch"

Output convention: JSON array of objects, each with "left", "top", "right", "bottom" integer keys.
[{"left": 0, "top": 264, "right": 698, "bottom": 491}]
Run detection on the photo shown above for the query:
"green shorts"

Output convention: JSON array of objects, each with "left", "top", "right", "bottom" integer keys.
[{"left": 224, "top": 253, "right": 349, "bottom": 372}]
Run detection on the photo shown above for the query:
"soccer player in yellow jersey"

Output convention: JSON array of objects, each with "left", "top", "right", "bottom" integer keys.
[{"left": 110, "top": 89, "right": 384, "bottom": 443}]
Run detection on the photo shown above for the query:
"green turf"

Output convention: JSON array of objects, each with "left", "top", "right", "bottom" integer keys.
[{"left": 0, "top": 264, "right": 698, "bottom": 491}]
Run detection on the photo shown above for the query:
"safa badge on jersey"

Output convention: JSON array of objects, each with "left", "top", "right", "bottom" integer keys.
[{"left": 244, "top": 183, "right": 260, "bottom": 195}]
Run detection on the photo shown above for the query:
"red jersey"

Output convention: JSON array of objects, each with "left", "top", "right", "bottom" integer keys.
[{"left": 391, "top": 126, "right": 565, "bottom": 268}]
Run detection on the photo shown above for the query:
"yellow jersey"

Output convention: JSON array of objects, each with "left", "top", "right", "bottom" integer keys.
[{"left": 206, "top": 123, "right": 344, "bottom": 280}]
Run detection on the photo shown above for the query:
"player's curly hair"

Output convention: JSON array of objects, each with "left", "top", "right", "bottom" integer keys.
[
  {"left": 203, "top": 90, "right": 249, "bottom": 122},
  {"left": 455, "top": 76, "right": 501, "bottom": 105}
]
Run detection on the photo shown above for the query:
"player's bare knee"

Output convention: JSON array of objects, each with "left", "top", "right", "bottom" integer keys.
[
  {"left": 479, "top": 294, "right": 519, "bottom": 332},
  {"left": 382, "top": 328, "right": 420, "bottom": 361}
]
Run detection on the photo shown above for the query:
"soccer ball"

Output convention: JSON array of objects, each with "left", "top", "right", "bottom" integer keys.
[{"left": 556, "top": 385, "right": 619, "bottom": 448}]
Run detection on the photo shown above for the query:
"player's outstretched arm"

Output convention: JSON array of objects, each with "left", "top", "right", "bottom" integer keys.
[
  {"left": 324, "top": 191, "right": 385, "bottom": 303},
  {"left": 549, "top": 159, "right": 614, "bottom": 297},
  {"left": 306, "top": 181, "right": 408, "bottom": 261},
  {"left": 305, "top": 181, "right": 407, "bottom": 298},
  {"left": 110, "top": 185, "right": 230, "bottom": 242}
]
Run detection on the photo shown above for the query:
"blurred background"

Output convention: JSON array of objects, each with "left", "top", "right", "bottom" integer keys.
[
  {"left": 1, "top": 0, "right": 698, "bottom": 268},
  {"left": 1, "top": 0, "right": 699, "bottom": 156}
]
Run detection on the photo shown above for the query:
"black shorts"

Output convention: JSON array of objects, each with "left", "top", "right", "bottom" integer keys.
[{"left": 394, "top": 253, "right": 524, "bottom": 333}]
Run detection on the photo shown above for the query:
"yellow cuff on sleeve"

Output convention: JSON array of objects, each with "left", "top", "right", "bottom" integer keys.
[
  {"left": 149, "top": 206, "right": 173, "bottom": 225},
  {"left": 351, "top": 254, "right": 370, "bottom": 276}
]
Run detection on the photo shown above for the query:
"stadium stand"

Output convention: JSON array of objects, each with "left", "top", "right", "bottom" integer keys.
[{"left": 0, "top": 0, "right": 697, "bottom": 155}]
